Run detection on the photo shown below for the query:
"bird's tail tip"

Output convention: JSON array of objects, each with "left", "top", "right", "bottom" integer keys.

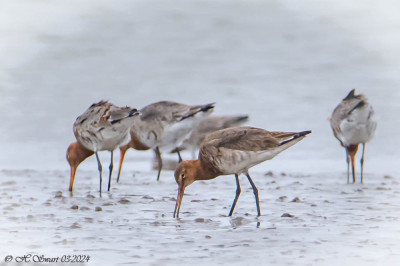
[
  {"left": 298, "top": 130, "right": 312, "bottom": 136},
  {"left": 202, "top": 102, "right": 216, "bottom": 112},
  {"left": 279, "top": 130, "right": 311, "bottom": 146},
  {"left": 129, "top": 108, "right": 140, "bottom": 117}
]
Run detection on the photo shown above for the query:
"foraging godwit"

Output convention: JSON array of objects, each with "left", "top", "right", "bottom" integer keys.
[
  {"left": 116, "top": 101, "right": 215, "bottom": 182},
  {"left": 116, "top": 131, "right": 150, "bottom": 183},
  {"left": 330, "top": 89, "right": 377, "bottom": 184},
  {"left": 174, "top": 115, "right": 249, "bottom": 158},
  {"left": 173, "top": 127, "right": 311, "bottom": 218},
  {"left": 67, "top": 100, "right": 139, "bottom": 194}
]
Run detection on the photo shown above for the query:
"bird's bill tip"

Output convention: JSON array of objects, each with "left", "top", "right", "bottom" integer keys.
[
  {"left": 173, "top": 185, "right": 185, "bottom": 218},
  {"left": 69, "top": 167, "right": 77, "bottom": 192}
]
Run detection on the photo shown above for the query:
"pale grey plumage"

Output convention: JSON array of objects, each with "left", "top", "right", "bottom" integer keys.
[
  {"left": 330, "top": 89, "right": 377, "bottom": 183},
  {"left": 199, "top": 127, "right": 311, "bottom": 176},
  {"left": 74, "top": 101, "right": 139, "bottom": 152},
  {"left": 129, "top": 101, "right": 215, "bottom": 180},
  {"left": 73, "top": 100, "right": 139, "bottom": 193},
  {"left": 173, "top": 127, "right": 311, "bottom": 218},
  {"left": 176, "top": 115, "right": 249, "bottom": 157}
]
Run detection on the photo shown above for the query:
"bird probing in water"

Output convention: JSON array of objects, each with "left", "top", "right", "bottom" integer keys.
[
  {"left": 67, "top": 100, "right": 139, "bottom": 195},
  {"left": 116, "top": 101, "right": 215, "bottom": 182},
  {"left": 173, "top": 127, "right": 311, "bottom": 218},
  {"left": 330, "top": 89, "right": 377, "bottom": 184}
]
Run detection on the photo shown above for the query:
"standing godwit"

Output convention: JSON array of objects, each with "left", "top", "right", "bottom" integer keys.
[
  {"left": 173, "top": 127, "right": 311, "bottom": 218},
  {"left": 116, "top": 101, "right": 215, "bottom": 182},
  {"left": 330, "top": 89, "right": 377, "bottom": 184},
  {"left": 174, "top": 115, "right": 249, "bottom": 158},
  {"left": 67, "top": 100, "right": 139, "bottom": 194}
]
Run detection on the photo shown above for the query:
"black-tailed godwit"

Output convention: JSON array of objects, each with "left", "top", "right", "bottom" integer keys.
[
  {"left": 330, "top": 89, "right": 377, "bottom": 184},
  {"left": 116, "top": 101, "right": 215, "bottom": 182},
  {"left": 173, "top": 127, "right": 311, "bottom": 218},
  {"left": 67, "top": 100, "right": 139, "bottom": 194}
]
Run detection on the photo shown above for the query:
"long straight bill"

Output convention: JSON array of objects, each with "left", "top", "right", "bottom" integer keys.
[
  {"left": 69, "top": 166, "right": 77, "bottom": 192},
  {"left": 173, "top": 184, "right": 185, "bottom": 218}
]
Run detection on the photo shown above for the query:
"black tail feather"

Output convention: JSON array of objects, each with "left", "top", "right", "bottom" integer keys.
[
  {"left": 279, "top": 130, "right": 311, "bottom": 146},
  {"left": 343, "top": 89, "right": 356, "bottom": 101},
  {"left": 180, "top": 103, "right": 215, "bottom": 121},
  {"left": 200, "top": 102, "right": 215, "bottom": 112}
]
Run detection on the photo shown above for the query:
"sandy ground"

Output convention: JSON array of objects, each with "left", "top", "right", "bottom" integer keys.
[{"left": 1, "top": 0, "right": 400, "bottom": 265}]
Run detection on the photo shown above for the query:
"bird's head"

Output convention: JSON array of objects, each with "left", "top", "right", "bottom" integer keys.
[
  {"left": 173, "top": 160, "right": 199, "bottom": 218},
  {"left": 66, "top": 142, "right": 94, "bottom": 191}
]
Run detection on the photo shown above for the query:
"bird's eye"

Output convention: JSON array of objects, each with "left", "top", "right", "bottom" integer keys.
[{"left": 181, "top": 173, "right": 185, "bottom": 179}]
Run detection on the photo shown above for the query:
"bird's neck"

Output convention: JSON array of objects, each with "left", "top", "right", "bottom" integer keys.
[
  {"left": 192, "top": 160, "right": 220, "bottom": 181},
  {"left": 77, "top": 144, "right": 94, "bottom": 163}
]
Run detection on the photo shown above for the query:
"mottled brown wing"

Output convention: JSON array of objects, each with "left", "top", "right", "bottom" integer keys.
[
  {"left": 139, "top": 101, "right": 213, "bottom": 122},
  {"left": 202, "top": 127, "right": 280, "bottom": 152}
]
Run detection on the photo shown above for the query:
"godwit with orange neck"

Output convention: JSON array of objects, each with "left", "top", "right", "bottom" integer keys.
[
  {"left": 330, "top": 89, "right": 377, "bottom": 184},
  {"left": 116, "top": 101, "right": 215, "bottom": 182},
  {"left": 66, "top": 100, "right": 139, "bottom": 194},
  {"left": 173, "top": 127, "right": 311, "bottom": 218}
]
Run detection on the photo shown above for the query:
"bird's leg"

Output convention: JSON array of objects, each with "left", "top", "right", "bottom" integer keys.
[
  {"left": 176, "top": 149, "right": 183, "bottom": 163},
  {"left": 117, "top": 145, "right": 129, "bottom": 183},
  {"left": 347, "top": 145, "right": 359, "bottom": 184},
  {"left": 95, "top": 152, "right": 103, "bottom": 196},
  {"left": 228, "top": 174, "right": 241, "bottom": 216},
  {"left": 155, "top": 147, "right": 163, "bottom": 181},
  {"left": 245, "top": 172, "right": 261, "bottom": 217},
  {"left": 360, "top": 143, "right": 366, "bottom": 184},
  {"left": 107, "top": 151, "right": 114, "bottom": 192},
  {"left": 345, "top": 148, "right": 350, "bottom": 184}
]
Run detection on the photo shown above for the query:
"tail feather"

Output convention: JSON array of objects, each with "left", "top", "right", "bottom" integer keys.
[
  {"left": 222, "top": 115, "right": 249, "bottom": 127},
  {"left": 180, "top": 103, "right": 215, "bottom": 121},
  {"left": 200, "top": 103, "right": 215, "bottom": 113},
  {"left": 110, "top": 108, "right": 140, "bottom": 124},
  {"left": 279, "top": 130, "right": 311, "bottom": 146}
]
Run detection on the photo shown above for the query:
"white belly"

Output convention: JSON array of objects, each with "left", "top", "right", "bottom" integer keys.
[
  {"left": 216, "top": 148, "right": 283, "bottom": 175},
  {"left": 340, "top": 106, "right": 377, "bottom": 146}
]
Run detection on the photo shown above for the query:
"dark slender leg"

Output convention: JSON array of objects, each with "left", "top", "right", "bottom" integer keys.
[
  {"left": 95, "top": 152, "right": 103, "bottom": 196},
  {"left": 228, "top": 174, "right": 241, "bottom": 216},
  {"left": 245, "top": 172, "right": 261, "bottom": 217},
  {"left": 107, "top": 151, "right": 114, "bottom": 191},
  {"left": 345, "top": 148, "right": 350, "bottom": 184},
  {"left": 155, "top": 147, "right": 163, "bottom": 181},
  {"left": 177, "top": 149, "right": 183, "bottom": 163},
  {"left": 360, "top": 143, "right": 366, "bottom": 184}
]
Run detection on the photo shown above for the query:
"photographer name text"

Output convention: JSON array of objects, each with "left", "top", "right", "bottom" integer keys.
[{"left": 4, "top": 254, "right": 90, "bottom": 263}]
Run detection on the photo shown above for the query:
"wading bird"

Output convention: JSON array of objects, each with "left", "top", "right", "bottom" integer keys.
[
  {"left": 330, "top": 89, "right": 377, "bottom": 184},
  {"left": 116, "top": 101, "right": 215, "bottom": 182},
  {"left": 174, "top": 114, "right": 249, "bottom": 158},
  {"left": 173, "top": 127, "right": 311, "bottom": 218},
  {"left": 67, "top": 100, "right": 139, "bottom": 194}
]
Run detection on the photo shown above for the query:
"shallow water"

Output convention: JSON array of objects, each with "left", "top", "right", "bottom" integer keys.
[{"left": 0, "top": 0, "right": 400, "bottom": 265}]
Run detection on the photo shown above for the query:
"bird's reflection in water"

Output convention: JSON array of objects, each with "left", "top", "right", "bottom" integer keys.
[{"left": 229, "top": 216, "right": 262, "bottom": 229}]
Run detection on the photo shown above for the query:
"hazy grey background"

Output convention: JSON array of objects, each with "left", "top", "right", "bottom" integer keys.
[{"left": 0, "top": 1, "right": 399, "bottom": 173}]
